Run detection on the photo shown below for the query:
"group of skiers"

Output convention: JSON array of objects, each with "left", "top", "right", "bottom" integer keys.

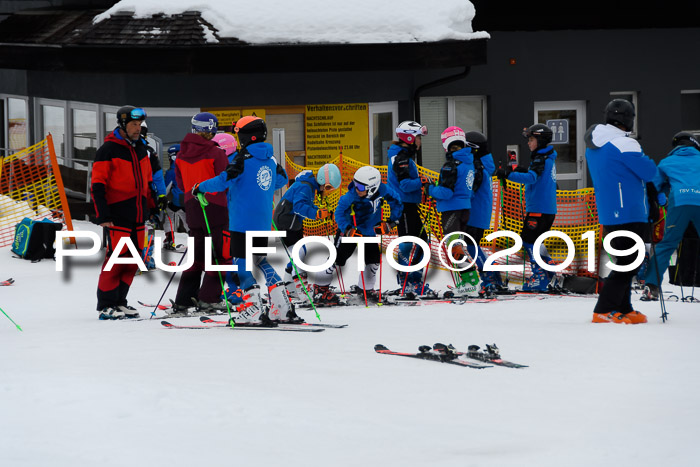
[{"left": 91, "top": 99, "right": 700, "bottom": 326}]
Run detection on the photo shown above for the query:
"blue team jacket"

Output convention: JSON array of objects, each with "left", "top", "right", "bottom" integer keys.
[
  {"left": 387, "top": 144, "right": 423, "bottom": 204},
  {"left": 507, "top": 146, "right": 558, "bottom": 215},
  {"left": 654, "top": 145, "right": 700, "bottom": 208},
  {"left": 468, "top": 153, "right": 496, "bottom": 230},
  {"left": 335, "top": 182, "right": 403, "bottom": 236},
  {"left": 429, "top": 147, "right": 475, "bottom": 212}
]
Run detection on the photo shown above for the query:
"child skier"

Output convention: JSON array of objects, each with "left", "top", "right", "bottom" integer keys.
[
  {"left": 496, "top": 124, "right": 558, "bottom": 292},
  {"left": 195, "top": 116, "right": 289, "bottom": 325},
  {"left": 428, "top": 126, "right": 479, "bottom": 297},
  {"left": 272, "top": 163, "right": 341, "bottom": 303},
  {"left": 313, "top": 166, "right": 403, "bottom": 304}
]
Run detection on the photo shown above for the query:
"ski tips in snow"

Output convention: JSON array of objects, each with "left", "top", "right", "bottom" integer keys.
[{"left": 0, "top": 278, "right": 15, "bottom": 286}]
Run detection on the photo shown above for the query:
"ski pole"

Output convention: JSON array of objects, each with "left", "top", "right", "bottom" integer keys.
[
  {"left": 197, "top": 192, "right": 235, "bottom": 327},
  {"left": 0, "top": 306, "right": 22, "bottom": 331},
  {"left": 648, "top": 222, "right": 669, "bottom": 322},
  {"left": 269, "top": 205, "right": 321, "bottom": 321},
  {"left": 350, "top": 204, "right": 369, "bottom": 307},
  {"left": 150, "top": 247, "right": 188, "bottom": 319}
]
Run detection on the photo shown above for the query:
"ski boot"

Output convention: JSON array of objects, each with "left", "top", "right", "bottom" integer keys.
[
  {"left": 233, "top": 285, "right": 275, "bottom": 327},
  {"left": 117, "top": 304, "right": 140, "bottom": 319},
  {"left": 269, "top": 281, "right": 304, "bottom": 324},
  {"left": 98, "top": 306, "right": 125, "bottom": 320},
  {"left": 522, "top": 269, "right": 551, "bottom": 293},
  {"left": 313, "top": 284, "right": 341, "bottom": 307},
  {"left": 640, "top": 284, "right": 659, "bottom": 301},
  {"left": 445, "top": 268, "right": 480, "bottom": 298}
]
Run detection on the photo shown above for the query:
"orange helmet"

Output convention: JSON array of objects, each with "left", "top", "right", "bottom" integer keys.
[{"left": 234, "top": 116, "right": 267, "bottom": 147}]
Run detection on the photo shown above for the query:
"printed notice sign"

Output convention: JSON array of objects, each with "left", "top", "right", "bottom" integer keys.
[
  {"left": 305, "top": 103, "right": 369, "bottom": 167},
  {"left": 205, "top": 109, "right": 266, "bottom": 129}
]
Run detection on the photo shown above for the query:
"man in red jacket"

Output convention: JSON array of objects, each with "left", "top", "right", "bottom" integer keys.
[
  {"left": 172, "top": 112, "right": 230, "bottom": 312},
  {"left": 91, "top": 106, "right": 152, "bottom": 320}
]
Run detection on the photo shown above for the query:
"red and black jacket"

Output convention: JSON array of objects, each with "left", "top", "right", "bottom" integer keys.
[{"left": 91, "top": 129, "right": 153, "bottom": 226}]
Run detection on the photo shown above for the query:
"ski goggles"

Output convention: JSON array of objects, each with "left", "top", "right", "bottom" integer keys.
[
  {"left": 129, "top": 108, "right": 147, "bottom": 121},
  {"left": 402, "top": 125, "right": 428, "bottom": 136},
  {"left": 354, "top": 180, "right": 368, "bottom": 192},
  {"left": 321, "top": 183, "right": 334, "bottom": 191}
]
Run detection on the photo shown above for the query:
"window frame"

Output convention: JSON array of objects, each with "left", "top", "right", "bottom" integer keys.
[{"left": 1, "top": 93, "right": 30, "bottom": 154}]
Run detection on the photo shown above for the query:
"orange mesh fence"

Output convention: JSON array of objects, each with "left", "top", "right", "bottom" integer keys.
[
  {"left": 284, "top": 154, "right": 601, "bottom": 279},
  {"left": 0, "top": 134, "right": 74, "bottom": 248}
]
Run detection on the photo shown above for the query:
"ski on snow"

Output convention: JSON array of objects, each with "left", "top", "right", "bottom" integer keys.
[
  {"left": 374, "top": 344, "right": 492, "bottom": 369},
  {"left": 199, "top": 316, "right": 347, "bottom": 329},
  {"left": 1, "top": 278, "right": 15, "bottom": 286},
  {"left": 440, "top": 343, "right": 528, "bottom": 368},
  {"left": 161, "top": 318, "right": 325, "bottom": 332}
]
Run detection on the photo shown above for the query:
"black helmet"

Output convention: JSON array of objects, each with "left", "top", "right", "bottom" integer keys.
[
  {"left": 672, "top": 131, "right": 700, "bottom": 150},
  {"left": 465, "top": 131, "right": 489, "bottom": 159},
  {"left": 522, "top": 124, "right": 553, "bottom": 149},
  {"left": 117, "top": 105, "right": 147, "bottom": 131},
  {"left": 234, "top": 116, "right": 267, "bottom": 148},
  {"left": 605, "top": 99, "right": 635, "bottom": 131}
]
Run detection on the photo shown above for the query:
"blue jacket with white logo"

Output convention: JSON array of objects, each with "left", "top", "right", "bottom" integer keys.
[
  {"left": 199, "top": 142, "right": 287, "bottom": 232},
  {"left": 653, "top": 145, "right": 700, "bottom": 208},
  {"left": 335, "top": 182, "right": 403, "bottom": 236},
  {"left": 428, "top": 147, "right": 475, "bottom": 212},
  {"left": 387, "top": 144, "right": 423, "bottom": 204},
  {"left": 468, "top": 153, "right": 496, "bottom": 230},
  {"left": 507, "top": 146, "right": 558, "bottom": 215},
  {"left": 585, "top": 124, "right": 657, "bottom": 225}
]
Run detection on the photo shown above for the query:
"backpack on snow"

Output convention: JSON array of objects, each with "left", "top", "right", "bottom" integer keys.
[{"left": 11, "top": 217, "right": 63, "bottom": 262}]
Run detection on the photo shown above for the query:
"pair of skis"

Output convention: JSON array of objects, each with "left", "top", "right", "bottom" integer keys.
[
  {"left": 0, "top": 278, "right": 15, "bottom": 286},
  {"left": 375, "top": 343, "right": 528, "bottom": 369},
  {"left": 161, "top": 316, "right": 347, "bottom": 332}
]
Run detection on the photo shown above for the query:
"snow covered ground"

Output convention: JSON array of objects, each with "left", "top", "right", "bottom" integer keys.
[{"left": 1, "top": 220, "right": 699, "bottom": 467}]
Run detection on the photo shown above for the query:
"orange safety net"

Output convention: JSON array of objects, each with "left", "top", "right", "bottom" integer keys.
[
  {"left": 0, "top": 134, "right": 74, "bottom": 248},
  {"left": 284, "top": 154, "right": 601, "bottom": 280}
]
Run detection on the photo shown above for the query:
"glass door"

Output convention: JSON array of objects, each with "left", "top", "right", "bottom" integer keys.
[
  {"left": 534, "top": 100, "right": 586, "bottom": 190},
  {"left": 369, "top": 101, "right": 398, "bottom": 166}
]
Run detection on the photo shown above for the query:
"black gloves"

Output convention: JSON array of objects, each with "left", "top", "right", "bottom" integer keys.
[
  {"left": 191, "top": 183, "right": 203, "bottom": 197},
  {"left": 157, "top": 195, "right": 168, "bottom": 212},
  {"left": 375, "top": 220, "right": 398, "bottom": 235},
  {"left": 225, "top": 157, "right": 245, "bottom": 181}
]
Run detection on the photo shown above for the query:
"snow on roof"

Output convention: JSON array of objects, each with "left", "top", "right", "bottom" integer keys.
[{"left": 94, "top": 0, "right": 490, "bottom": 45}]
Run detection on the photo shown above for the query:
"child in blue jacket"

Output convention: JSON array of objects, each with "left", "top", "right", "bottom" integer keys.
[
  {"left": 195, "top": 117, "right": 289, "bottom": 325},
  {"left": 313, "top": 166, "right": 402, "bottom": 303},
  {"left": 496, "top": 124, "right": 558, "bottom": 292}
]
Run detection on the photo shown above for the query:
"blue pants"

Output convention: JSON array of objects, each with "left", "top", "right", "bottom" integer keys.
[{"left": 645, "top": 205, "right": 700, "bottom": 287}]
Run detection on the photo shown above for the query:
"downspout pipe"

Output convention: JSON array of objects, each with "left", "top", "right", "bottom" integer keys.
[{"left": 413, "top": 66, "right": 471, "bottom": 165}]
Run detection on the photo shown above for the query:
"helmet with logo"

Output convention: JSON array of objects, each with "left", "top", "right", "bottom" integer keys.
[
  {"left": 605, "top": 99, "right": 635, "bottom": 132},
  {"left": 117, "top": 106, "right": 147, "bottom": 131},
  {"left": 440, "top": 126, "right": 467, "bottom": 151},
  {"left": 464, "top": 131, "right": 489, "bottom": 159},
  {"left": 671, "top": 131, "right": 700, "bottom": 150},
  {"left": 191, "top": 112, "right": 219, "bottom": 134},
  {"left": 234, "top": 116, "right": 267, "bottom": 148},
  {"left": 353, "top": 165, "right": 381, "bottom": 197},
  {"left": 396, "top": 120, "right": 427, "bottom": 145},
  {"left": 212, "top": 133, "right": 238, "bottom": 157},
  {"left": 522, "top": 124, "right": 553, "bottom": 149},
  {"left": 316, "top": 163, "right": 342, "bottom": 189},
  {"left": 167, "top": 144, "right": 180, "bottom": 162}
]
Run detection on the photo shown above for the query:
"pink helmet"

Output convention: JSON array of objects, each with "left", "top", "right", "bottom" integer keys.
[
  {"left": 440, "top": 126, "right": 467, "bottom": 150},
  {"left": 212, "top": 133, "right": 238, "bottom": 156}
]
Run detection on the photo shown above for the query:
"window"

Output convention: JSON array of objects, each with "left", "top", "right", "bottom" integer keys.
[
  {"left": 72, "top": 108, "right": 97, "bottom": 160},
  {"left": 41, "top": 104, "right": 66, "bottom": 159},
  {"left": 610, "top": 91, "right": 638, "bottom": 137},
  {"left": 7, "top": 97, "right": 28, "bottom": 151},
  {"left": 419, "top": 96, "right": 486, "bottom": 171},
  {"left": 681, "top": 90, "right": 700, "bottom": 132}
]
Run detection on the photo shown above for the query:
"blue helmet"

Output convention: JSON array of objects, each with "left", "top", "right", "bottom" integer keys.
[
  {"left": 191, "top": 112, "right": 218, "bottom": 134},
  {"left": 167, "top": 144, "right": 180, "bottom": 160}
]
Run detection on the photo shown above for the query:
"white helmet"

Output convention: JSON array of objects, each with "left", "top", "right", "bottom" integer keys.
[
  {"left": 396, "top": 120, "right": 427, "bottom": 144},
  {"left": 353, "top": 166, "right": 381, "bottom": 197}
]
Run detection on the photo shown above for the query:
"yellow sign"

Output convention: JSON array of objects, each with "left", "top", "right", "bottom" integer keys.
[
  {"left": 204, "top": 109, "right": 267, "bottom": 128},
  {"left": 305, "top": 103, "right": 369, "bottom": 168}
]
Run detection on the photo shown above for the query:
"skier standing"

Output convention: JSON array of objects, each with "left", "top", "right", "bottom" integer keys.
[
  {"left": 91, "top": 106, "right": 152, "bottom": 320},
  {"left": 273, "top": 163, "right": 341, "bottom": 302},
  {"left": 195, "top": 116, "right": 289, "bottom": 325},
  {"left": 163, "top": 144, "right": 188, "bottom": 250},
  {"left": 172, "top": 112, "right": 229, "bottom": 313},
  {"left": 428, "top": 126, "right": 478, "bottom": 297},
  {"left": 496, "top": 124, "right": 558, "bottom": 292},
  {"left": 586, "top": 99, "right": 657, "bottom": 324},
  {"left": 313, "top": 166, "right": 403, "bottom": 303},
  {"left": 387, "top": 121, "right": 433, "bottom": 295},
  {"left": 643, "top": 132, "right": 700, "bottom": 300}
]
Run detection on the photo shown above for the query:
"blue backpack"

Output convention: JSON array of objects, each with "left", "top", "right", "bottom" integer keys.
[{"left": 11, "top": 217, "right": 63, "bottom": 262}]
